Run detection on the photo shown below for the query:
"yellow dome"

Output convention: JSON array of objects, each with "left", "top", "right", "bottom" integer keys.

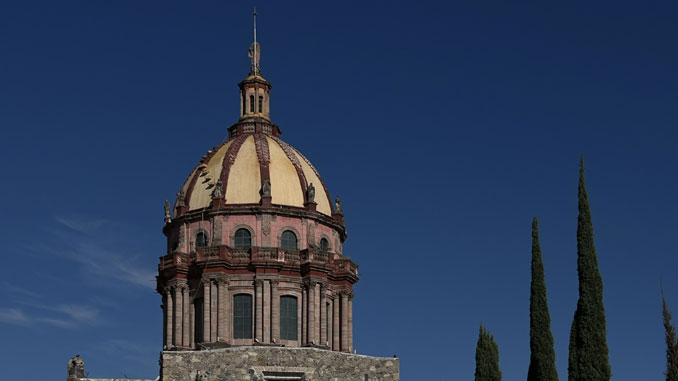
[{"left": 177, "top": 133, "right": 333, "bottom": 216}]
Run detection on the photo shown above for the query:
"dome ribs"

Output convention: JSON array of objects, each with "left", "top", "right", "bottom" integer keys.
[
  {"left": 181, "top": 141, "right": 229, "bottom": 212},
  {"left": 270, "top": 136, "right": 308, "bottom": 202},
  {"left": 217, "top": 134, "right": 250, "bottom": 204},
  {"left": 254, "top": 133, "right": 271, "bottom": 186},
  {"left": 293, "top": 148, "right": 334, "bottom": 215}
]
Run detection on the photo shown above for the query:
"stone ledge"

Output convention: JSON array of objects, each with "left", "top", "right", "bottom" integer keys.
[{"left": 161, "top": 346, "right": 399, "bottom": 381}]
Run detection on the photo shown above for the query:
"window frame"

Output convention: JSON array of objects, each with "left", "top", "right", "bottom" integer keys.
[
  {"left": 280, "top": 230, "right": 298, "bottom": 250},
  {"left": 280, "top": 295, "right": 298, "bottom": 341},
  {"left": 233, "top": 293, "right": 253, "bottom": 339}
]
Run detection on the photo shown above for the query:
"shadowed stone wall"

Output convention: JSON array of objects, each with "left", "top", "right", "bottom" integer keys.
[{"left": 161, "top": 346, "right": 399, "bottom": 381}]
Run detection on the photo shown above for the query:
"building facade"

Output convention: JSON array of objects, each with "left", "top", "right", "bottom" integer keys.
[{"left": 68, "top": 20, "right": 398, "bottom": 381}]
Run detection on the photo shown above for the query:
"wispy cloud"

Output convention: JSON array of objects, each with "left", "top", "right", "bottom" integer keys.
[
  {"left": 55, "top": 216, "right": 109, "bottom": 235},
  {"left": 0, "top": 305, "right": 93, "bottom": 328},
  {"left": 27, "top": 216, "right": 157, "bottom": 289}
]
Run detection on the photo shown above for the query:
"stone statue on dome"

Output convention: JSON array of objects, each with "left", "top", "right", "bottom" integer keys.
[
  {"left": 335, "top": 196, "right": 343, "bottom": 214},
  {"left": 164, "top": 200, "right": 171, "bottom": 219},
  {"left": 261, "top": 179, "right": 271, "bottom": 196},
  {"left": 306, "top": 183, "right": 315, "bottom": 203},
  {"left": 175, "top": 189, "right": 185, "bottom": 207},
  {"left": 212, "top": 179, "right": 224, "bottom": 199}
]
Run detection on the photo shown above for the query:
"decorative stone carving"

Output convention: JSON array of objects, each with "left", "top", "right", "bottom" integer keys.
[
  {"left": 262, "top": 215, "right": 271, "bottom": 237},
  {"left": 335, "top": 196, "right": 343, "bottom": 213},
  {"left": 212, "top": 179, "right": 224, "bottom": 199},
  {"left": 211, "top": 217, "right": 222, "bottom": 244},
  {"left": 164, "top": 200, "right": 171, "bottom": 219},
  {"left": 306, "top": 221, "right": 316, "bottom": 247},
  {"left": 306, "top": 182, "right": 315, "bottom": 203},
  {"left": 176, "top": 189, "right": 186, "bottom": 207},
  {"left": 260, "top": 179, "right": 271, "bottom": 197},
  {"left": 67, "top": 355, "right": 85, "bottom": 380},
  {"left": 178, "top": 224, "right": 186, "bottom": 251}
]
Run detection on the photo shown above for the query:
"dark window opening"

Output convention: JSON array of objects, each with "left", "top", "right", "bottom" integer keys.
[
  {"left": 258, "top": 96, "right": 263, "bottom": 113},
  {"left": 196, "top": 232, "right": 208, "bottom": 248},
  {"left": 319, "top": 238, "right": 329, "bottom": 251},
  {"left": 280, "top": 295, "right": 298, "bottom": 340},
  {"left": 281, "top": 230, "right": 297, "bottom": 250},
  {"left": 194, "top": 298, "right": 204, "bottom": 343},
  {"left": 234, "top": 228, "right": 252, "bottom": 248},
  {"left": 233, "top": 294, "right": 253, "bottom": 339},
  {"left": 249, "top": 95, "right": 255, "bottom": 113}
]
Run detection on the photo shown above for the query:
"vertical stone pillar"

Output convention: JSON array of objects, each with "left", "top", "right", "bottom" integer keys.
[
  {"left": 263, "top": 280, "right": 271, "bottom": 343},
  {"left": 255, "top": 279, "right": 264, "bottom": 342},
  {"left": 301, "top": 285, "right": 307, "bottom": 344},
  {"left": 210, "top": 280, "right": 217, "bottom": 342},
  {"left": 348, "top": 292, "right": 354, "bottom": 352},
  {"left": 202, "top": 281, "right": 211, "bottom": 343},
  {"left": 307, "top": 281, "right": 316, "bottom": 345},
  {"left": 332, "top": 296, "right": 340, "bottom": 351},
  {"left": 165, "top": 286, "right": 173, "bottom": 348},
  {"left": 218, "top": 279, "right": 228, "bottom": 342},
  {"left": 189, "top": 298, "right": 195, "bottom": 349},
  {"left": 340, "top": 292, "right": 348, "bottom": 352},
  {"left": 182, "top": 285, "right": 190, "bottom": 347},
  {"left": 174, "top": 286, "right": 183, "bottom": 347},
  {"left": 320, "top": 283, "right": 327, "bottom": 346},
  {"left": 271, "top": 280, "right": 280, "bottom": 343}
]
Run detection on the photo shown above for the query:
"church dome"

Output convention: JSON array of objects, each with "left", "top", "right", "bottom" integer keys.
[{"left": 177, "top": 133, "right": 333, "bottom": 216}]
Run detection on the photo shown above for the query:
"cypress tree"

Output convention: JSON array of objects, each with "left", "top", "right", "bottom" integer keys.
[
  {"left": 528, "top": 217, "right": 558, "bottom": 381},
  {"left": 568, "top": 158, "right": 611, "bottom": 380},
  {"left": 662, "top": 291, "right": 678, "bottom": 381},
  {"left": 475, "top": 325, "right": 502, "bottom": 381}
]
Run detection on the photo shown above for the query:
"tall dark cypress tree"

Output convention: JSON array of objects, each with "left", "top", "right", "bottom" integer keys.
[
  {"left": 662, "top": 291, "right": 678, "bottom": 381},
  {"left": 475, "top": 325, "right": 502, "bottom": 381},
  {"left": 568, "top": 158, "right": 611, "bottom": 380},
  {"left": 528, "top": 217, "right": 558, "bottom": 381}
]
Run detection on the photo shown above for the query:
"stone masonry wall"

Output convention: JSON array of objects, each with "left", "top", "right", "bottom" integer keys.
[{"left": 161, "top": 347, "right": 399, "bottom": 381}]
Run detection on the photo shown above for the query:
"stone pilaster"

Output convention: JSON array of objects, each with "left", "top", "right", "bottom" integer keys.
[
  {"left": 203, "top": 281, "right": 211, "bottom": 343},
  {"left": 332, "top": 295, "right": 340, "bottom": 351},
  {"left": 348, "top": 292, "right": 354, "bottom": 352},
  {"left": 263, "top": 280, "right": 271, "bottom": 343},
  {"left": 189, "top": 297, "right": 195, "bottom": 349},
  {"left": 340, "top": 292, "right": 348, "bottom": 352},
  {"left": 210, "top": 280, "right": 217, "bottom": 342},
  {"left": 271, "top": 280, "right": 280, "bottom": 343},
  {"left": 255, "top": 279, "right": 264, "bottom": 342},
  {"left": 218, "top": 279, "right": 229, "bottom": 342},
  {"left": 165, "top": 286, "right": 173, "bottom": 348},
  {"left": 320, "top": 283, "right": 327, "bottom": 346},
  {"left": 301, "top": 285, "right": 307, "bottom": 344},
  {"left": 307, "top": 281, "right": 316, "bottom": 345},
  {"left": 182, "top": 285, "right": 190, "bottom": 347}
]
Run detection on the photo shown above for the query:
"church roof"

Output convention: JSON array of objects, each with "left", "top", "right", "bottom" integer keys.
[{"left": 177, "top": 133, "right": 333, "bottom": 216}]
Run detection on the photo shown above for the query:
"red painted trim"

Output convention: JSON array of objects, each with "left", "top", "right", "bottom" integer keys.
[
  {"left": 270, "top": 136, "right": 308, "bottom": 202},
  {"left": 218, "top": 134, "right": 250, "bottom": 200},
  {"left": 183, "top": 141, "right": 228, "bottom": 211},
  {"left": 293, "top": 147, "right": 334, "bottom": 214},
  {"left": 254, "top": 133, "right": 271, "bottom": 191}
]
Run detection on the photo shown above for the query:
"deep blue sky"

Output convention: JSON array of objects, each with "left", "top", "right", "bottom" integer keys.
[{"left": 1, "top": 1, "right": 677, "bottom": 380}]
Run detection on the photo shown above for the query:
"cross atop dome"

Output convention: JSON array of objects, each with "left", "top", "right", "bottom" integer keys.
[{"left": 230, "top": 8, "right": 279, "bottom": 137}]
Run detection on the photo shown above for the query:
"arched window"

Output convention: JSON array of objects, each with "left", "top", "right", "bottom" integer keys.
[
  {"left": 196, "top": 232, "right": 208, "bottom": 248},
  {"left": 233, "top": 294, "right": 253, "bottom": 339},
  {"left": 249, "top": 95, "right": 255, "bottom": 113},
  {"left": 234, "top": 228, "right": 252, "bottom": 248},
  {"left": 281, "top": 230, "right": 297, "bottom": 250},
  {"left": 319, "top": 238, "right": 329, "bottom": 251},
  {"left": 280, "top": 295, "right": 298, "bottom": 341},
  {"left": 258, "top": 96, "right": 263, "bottom": 113}
]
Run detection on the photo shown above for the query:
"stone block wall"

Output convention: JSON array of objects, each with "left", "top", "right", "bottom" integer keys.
[{"left": 161, "top": 347, "right": 399, "bottom": 381}]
